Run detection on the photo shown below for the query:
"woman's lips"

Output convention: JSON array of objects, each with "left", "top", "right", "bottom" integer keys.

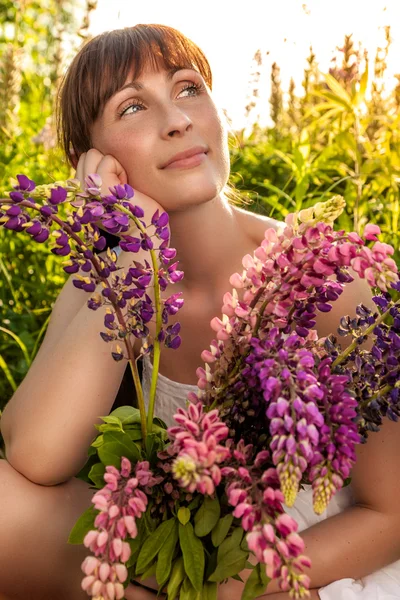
[{"left": 163, "top": 151, "right": 208, "bottom": 170}]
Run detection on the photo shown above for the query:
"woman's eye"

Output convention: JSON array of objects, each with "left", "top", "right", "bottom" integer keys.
[
  {"left": 118, "top": 101, "right": 145, "bottom": 117},
  {"left": 118, "top": 82, "right": 204, "bottom": 117}
]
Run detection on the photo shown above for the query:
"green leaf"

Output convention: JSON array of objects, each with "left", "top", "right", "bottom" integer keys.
[
  {"left": 205, "top": 548, "right": 218, "bottom": 581},
  {"left": 75, "top": 452, "right": 99, "bottom": 484},
  {"left": 180, "top": 576, "right": 202, "bottom": 600},
  {"left": 323, "top": 72, "right": 353, "bottom": 107},
  {"left": 241, "top": 563, "right": 270, "bottom": 600},
  {"left": 126, "top": 521, "right": 146, "bottom": 568},
  {"left": 95, "top": 415, "right": 123, "bottom": 432},
  {"left": 88, "top": 462, "right": 106, "bottom": 487},
  {"left": 167, "top": 556, "right": 185, "bottom": 600},
  {"left": 194, "top": 496, "right": 220, "bottom": 537},
  {"left": 208, "top": 545, "right": 248, "bottom": 583},
  {"left": 178, "top": 506, "right": 191, "bottom": 525},
  {"left": 68, "top": 505, "right": 96, "bottom": 544},
  {"left": 218, "top": 527, "right": 244, "bottom": 558},
  {"left": 187, "top": 494, "right": 202, "bottom": 511},
  {"left": 211, "top": 514, "right": 233, "bottom": 547},
  {"left": 136, "top": 518, "right": 176, "bottom": 574},
  {"left": 90, "top": 434, "right": 104, "bottom": 448},
  {"left": 109, "top": 405, "right": 142, "bottom": 425},
  {"left": 179, "top": 522, "right": 205, "bottom": 592},
  {"left": 153, "top": 416, "right": 167, "bottom": 429},
  {"left": 145, "top": 432, "right": 162, "bottom": 462},
  {"left": 202, "top": 581, "right": 218, "bottom": 600},
  {"left": 140, "top": 560, "right": 157, "bottom": 583},
  {"left": 155, "top": 518, "right": 178, "bottom": 586},
  {"left": 97, "top": 431, "right": 140, "bottom": 468},
  {"left": 126, "top": 428, "right": 143, "bottom": 442}
]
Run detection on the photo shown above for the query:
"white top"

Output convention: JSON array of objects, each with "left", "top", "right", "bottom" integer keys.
[{"left": 141, "top": 353, "right": 400, "bottom": 599}]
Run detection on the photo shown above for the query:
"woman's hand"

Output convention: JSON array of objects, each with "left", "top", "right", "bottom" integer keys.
[{"left": 74, "top": 148, "right": 167, "bottom": 237}]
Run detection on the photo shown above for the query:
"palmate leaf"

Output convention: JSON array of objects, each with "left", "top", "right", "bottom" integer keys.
[
  {"left": 126, "top": 519, "right": 146, "bottom": 568},
  {"left": 178, "top": 522, "right": 205, "bottom": 592},
  {"left": 208, "top": 545, "right": 248, "bottom": 583},
  {"left": 202, "top": 581, "right": 218, "bottom": 600},
  {"left": 109, "top": 405, "right": 142, "bottom": 425},
  {"left": 180, "top": 576, "right": 202, "bottom": 600},
  {"left": 166, "top": 556, "right": 185, "bottom": 600},
  {"left": 94, "top": 415, "right": 123, "bottom": 432},
  {"left": 177, "top": 507, "right": 191, "bottom": 525},
  {"left": 97, "top": 430, "right": 141, "bottom": 468},
  {"left": 136, "top": 518, "right": 176, "bottom": 574},
  {"left": 240, "top": 563, "right": 271, "bottom": 600},
  {"left": 194, "top": 496, "right": 221, "bottom": 537},
  {"left": 211, "top": 514, "right": 233, "bottom": 547},
  {"left": 218, "top": 527, "right": 244, "bottom": 558},
  {"left": 88, "top": 462, "right": 106, "bottom": 488},
  {"left": 68, "top": 505, "right": 97, "bottom": 544},
  {"left": 155, "top": 518, "right": 178, "bottom": 586}
]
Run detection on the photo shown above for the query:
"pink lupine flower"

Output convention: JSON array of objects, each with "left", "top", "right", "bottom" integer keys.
[
  {"left": 363, "top": 223, "right": 381, "bottom": 241},
  {"left": 169, "top": 404, "right": 230, "bottom": 495},
  {"left": 81, "top": 457, "right": 159, "bottom": 599}
]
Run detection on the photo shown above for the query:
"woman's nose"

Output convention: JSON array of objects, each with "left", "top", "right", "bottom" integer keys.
[{"left": 160, "top": 106, "right": 194, "bottom": 138}]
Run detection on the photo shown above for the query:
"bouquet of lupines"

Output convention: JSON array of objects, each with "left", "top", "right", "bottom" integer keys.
[{"left": 1, "top": 174, "right": 399, "bottom": 600}]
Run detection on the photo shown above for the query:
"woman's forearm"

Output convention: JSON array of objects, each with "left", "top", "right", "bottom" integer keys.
[
  {"left": 219, "top": 503, "right": 400, "bottom": 599},
  {"left": 1, "top": 248, "right": 142, "bottom": 486},
  {"left": 259, "top": 503, "right": 400, "bottom": 596},
  {"left": 284, "top": 504, "right": 400, "bottom": 589}
]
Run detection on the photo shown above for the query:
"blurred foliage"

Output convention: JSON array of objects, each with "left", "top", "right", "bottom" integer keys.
[
  {"left": 0, "top": 11, "right": 399, "bottom": 457},
  {"left": 0, "top": 0, "right": 98, "bottom": 451},
  {"left": 229, "top": 27, "right": 399, "bottom": 269}
]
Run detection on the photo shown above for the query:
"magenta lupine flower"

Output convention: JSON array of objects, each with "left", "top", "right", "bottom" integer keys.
[
  {"left": 81, "top": 458, "right": 160, "bottom": 600},
  {"left": 1, "top": 174, "right": 184, "bottom": 359},
  {"left": 169, "top": 403, "right": 230, "bottom": 495},
  {"left": 307, "top": 359, "right": 361, "bottom": 514}
]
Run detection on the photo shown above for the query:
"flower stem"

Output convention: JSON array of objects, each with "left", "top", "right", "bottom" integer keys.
[
  {"left": 115, "top": 204, "right": 163, "bottom": 436},
  {"left": 360, "top": 383, "right": 392, "bottom": 411}
]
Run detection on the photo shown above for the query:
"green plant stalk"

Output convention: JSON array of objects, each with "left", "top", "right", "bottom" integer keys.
[
  {"left": 114, "top": 203, "right": 163, "bottom": 436},
  {"left": 0, "top": 253, "right": 20, "bottom": 308},
  {"left": 0, "top": 352, "right": 17, "bottom": 392},
  {"left": 360, "top": 383, "right": 392, "bottom": 411},
  {"left": 352, "top": 112, "right": 363, "bottom": 233}
]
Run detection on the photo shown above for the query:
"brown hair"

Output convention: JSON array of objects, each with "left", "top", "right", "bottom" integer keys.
[
  {"left": 55, "top": 23, "right": 250, "bottom": 207},
  {"left": 56, "top": 24, "right": 213, "bottom": 169}
]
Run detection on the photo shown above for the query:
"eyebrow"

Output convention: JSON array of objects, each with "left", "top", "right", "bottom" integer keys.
[{"left": 115, "top": 66, "right": 190, "bottom": 95}]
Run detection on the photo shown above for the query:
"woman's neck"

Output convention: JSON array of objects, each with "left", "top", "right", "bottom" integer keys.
[{"left": 167, "top": 194, "right": 252, "bottom": 298}]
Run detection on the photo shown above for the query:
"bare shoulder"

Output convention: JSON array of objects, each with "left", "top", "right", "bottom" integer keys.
[{"left": 234, "top": 206, "right": 285, "bottom": 245}]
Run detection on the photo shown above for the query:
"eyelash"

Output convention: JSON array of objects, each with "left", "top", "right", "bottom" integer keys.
[{"left": 117, "top": 81, "right": 205, "bottom": 117}]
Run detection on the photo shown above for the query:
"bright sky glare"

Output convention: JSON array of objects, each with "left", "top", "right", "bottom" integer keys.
[{"left": 87, "top": 0, "right": 400, "bottom": 131}]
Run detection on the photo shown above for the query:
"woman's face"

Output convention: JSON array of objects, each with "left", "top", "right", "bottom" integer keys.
[{"left": 90, "top": 62, "right": 231, "bottom": 211}]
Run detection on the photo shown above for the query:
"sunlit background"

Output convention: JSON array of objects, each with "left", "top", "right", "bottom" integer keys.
[{"left": 83, "top": 0, "right": 400, "bottom": 132}]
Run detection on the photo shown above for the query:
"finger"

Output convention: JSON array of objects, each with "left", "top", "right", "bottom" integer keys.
[
  {"left": 75, "top": 152, "right": 86, "bottom": 188},
  {"left": 93, "top": 154, "right": 128, "bottom": 196},
  {"left": 82, "top": 148, "right": 105, "bottom": 182}
]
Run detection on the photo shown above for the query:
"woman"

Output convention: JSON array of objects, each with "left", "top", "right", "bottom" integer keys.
[{"left": 1, "top": 23, "right": 400, "bottom": 600}]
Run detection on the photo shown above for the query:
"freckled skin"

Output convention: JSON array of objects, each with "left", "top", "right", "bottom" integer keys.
[{"left": 91, "top": 65, "right": 231, "bottom": 213}]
